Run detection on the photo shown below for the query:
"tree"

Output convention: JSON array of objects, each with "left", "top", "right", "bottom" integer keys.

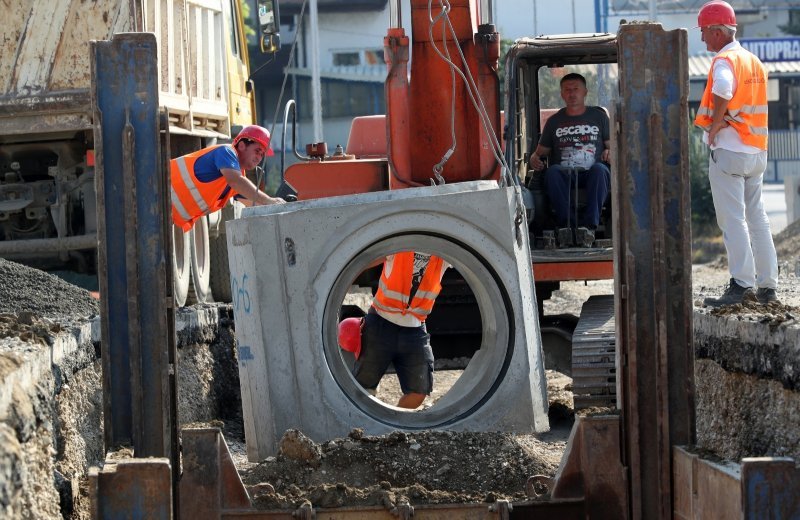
[
  {"left": 778, "top": 9, "right": 800, "bottom": 35},
  {"left": 241, "top": 0, "right": 256, "bottom": 41},
  {"left": 688, "top": 110, "right": 716, "bottom": 233}
]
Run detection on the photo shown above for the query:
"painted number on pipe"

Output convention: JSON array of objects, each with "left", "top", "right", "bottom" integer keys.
[
  {"left": 231, "top": 273, "right": 252, "bottom": 313},
  {"left": 238, "top": 345, "right": 254, "bottom": 365}
]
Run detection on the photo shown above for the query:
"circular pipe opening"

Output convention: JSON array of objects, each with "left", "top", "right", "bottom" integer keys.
[{"left": 322, "top": 233, "right": 514, "bottom": 429}]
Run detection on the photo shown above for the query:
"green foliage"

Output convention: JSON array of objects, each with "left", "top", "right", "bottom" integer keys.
[
  {"left": 778, "top": 21, "right": 800, "bottom": 35},
  {"left": 778, "top": 10, "right": 800, "bottom": 35},
  {"left": 264, "top": 163, "right": 283, "bottom": 195},
  {"left": 241, "top": 0, "right": 256, "bottom": 41},
  {"left": 498, "top": 39, "right": 515, "bottom": 101},
  {"left": 688, "top": 111, "right": 717, "bottom": 232},
  {"left": 537, "top": 68, "right": 566, "bottom": 109}
]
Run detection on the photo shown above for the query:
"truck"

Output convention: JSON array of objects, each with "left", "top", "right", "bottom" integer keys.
[
  {"left": 0, "top": 0, "right": 259, "bottom": 306},
  {"left": 274, "top": 0, "right": 618, "bottom": 407}
]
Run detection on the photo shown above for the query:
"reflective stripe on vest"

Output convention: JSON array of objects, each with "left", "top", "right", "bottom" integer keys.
[
  {"left": 171, "top": 145, "right": 241, "bottom": 231},
  {"left": 372, "top": 252, "right": 446, "bottom": 322},
  {"left": 694, "top": 48, "right": 768, "bottom": 150}
]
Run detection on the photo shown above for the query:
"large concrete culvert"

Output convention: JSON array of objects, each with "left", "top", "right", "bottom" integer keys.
[{"left": 226, "top": 181, "right": 551, "bottom": 460}]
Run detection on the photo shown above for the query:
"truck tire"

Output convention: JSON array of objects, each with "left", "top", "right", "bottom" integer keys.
[
  {"left": 208, "top": 232, "right": 232, "bottom": 302},
  {"left": 172, "top": 225, "right": 191, "bottom": 307},
  {"left": 188, "top": 215, "right": 213, "bottom": 304}
]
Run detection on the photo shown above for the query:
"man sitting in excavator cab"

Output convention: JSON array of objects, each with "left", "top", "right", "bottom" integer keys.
[{"left": 528, "top": 73, "right": 611, "bottom": 248}]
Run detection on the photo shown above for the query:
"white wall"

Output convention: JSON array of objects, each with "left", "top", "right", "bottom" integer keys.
[
  {"left": 494, "top": 0, "right": 599, "bottom": 40},
  {"left": 296, "top": 4, "right": 413, "bottom": 70},
  {"left": 494, "top": 0, "right": 791, "bottom": 56}
]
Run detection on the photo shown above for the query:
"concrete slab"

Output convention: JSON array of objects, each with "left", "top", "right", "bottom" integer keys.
[
  {"left": 694, "top": 309, "right": 800, "bottom": 390},
  {"left": 784, "top": 176, "right": 799, "bottom": 229},
  {"left": 226, "top": 181, "right": 550, "bottom": 460}
]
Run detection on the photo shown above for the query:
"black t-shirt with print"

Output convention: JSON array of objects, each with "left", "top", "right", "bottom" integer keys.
[{"left": 539, "top": 106, "right": 610, "bottom": 169}]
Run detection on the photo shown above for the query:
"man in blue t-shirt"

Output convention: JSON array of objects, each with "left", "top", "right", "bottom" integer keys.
[
  {"left": 529, "top": 73, "right": 611, "bottom": 248},
  {"left": 171, "top": 125, "right": 285, "bottom": 231}
]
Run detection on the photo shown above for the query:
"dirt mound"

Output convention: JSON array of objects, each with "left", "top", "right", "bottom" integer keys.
[
  {"left": 240, "top": 428, "right": 563, "bottom": 511},
  {"left": 708, "top": 298, "right": 799, "bottom": 326},
  {"left": 0, "top": 258, "right": 99, "bottom": 321},
  {"left": 0, "top": 312, "right": 63, "bottom": 348},
  {"left": 774, "top": 218, "right": 800, "bottom": 260}
]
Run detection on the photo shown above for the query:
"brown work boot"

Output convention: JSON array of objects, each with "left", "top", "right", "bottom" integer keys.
[
  {"left": 576, "top": 227, "right": 595, "bottom": 248},
  {"left": 755, "top": 287, "right": 778, "bottom": 304},
  {"left": 703, "top": 278, "right": 751, "bottom": 307}
]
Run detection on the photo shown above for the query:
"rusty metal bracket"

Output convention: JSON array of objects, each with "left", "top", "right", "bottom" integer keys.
[
  {"left": 550, "top": 414, "right": 628, "bottom": 519},
  {"left": 489, "top": 499, "right": 512, "bottom": 519},
  {"left": 293, "top": 501, "right": 314, "bottom": 519},
  {"left": 90, "top": 458, "right": 172, "bottom": 519},
  {"left": 391, "top": 501, "right": 414, "bottom": 519},
  {"left": 673, "top": 447, "right": 800, "bottom": 519},
  {"left": 179, "top": 428, "right": 251, "bottom": 518}
]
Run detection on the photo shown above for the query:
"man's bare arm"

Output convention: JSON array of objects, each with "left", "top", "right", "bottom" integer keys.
[
  {"left": 529, "top": 144, "right": 552, "bottom": 171},
  {"left": 220, "top": 168, "right": 285, "bottom": 205},
  {"left": 709, "top": 94, "right": 730, "bottom": 146}
]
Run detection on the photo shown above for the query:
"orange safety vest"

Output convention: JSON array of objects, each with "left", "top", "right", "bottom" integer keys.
[
  {"left": 171, "top": 145, "right": 242, "bottom": 231},
  {"left": 694, "top": 47, "right": 768, "bottom": 150},
  {"left": 372, "top": 252, "right": 446, "bottom": 323}
]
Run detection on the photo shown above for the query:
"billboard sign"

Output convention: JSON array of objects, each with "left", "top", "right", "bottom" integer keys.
[{"left": 740, "top": 38, "right": 800, "bottom": 62}]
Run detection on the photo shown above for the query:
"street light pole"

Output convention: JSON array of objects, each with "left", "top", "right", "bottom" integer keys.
[{"left": 309, "top": 0, "right": 323, "bottom": 142}]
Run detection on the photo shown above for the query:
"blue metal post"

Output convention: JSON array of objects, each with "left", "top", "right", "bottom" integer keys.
[
  {"left": 614, "top": 23, "right": 694, "bottom": 519},
  {"left": 91, "top": 33, "right": 175, "bottom": 460}
]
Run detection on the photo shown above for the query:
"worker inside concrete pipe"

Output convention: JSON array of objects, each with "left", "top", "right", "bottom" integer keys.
[{"left": 340, "top": 251, "right": 451, "bottom": 409}]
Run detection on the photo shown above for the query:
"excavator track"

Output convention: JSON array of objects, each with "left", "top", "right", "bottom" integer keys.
[{"left": 571, "top": 294, "right": 616, "bottom": 409}]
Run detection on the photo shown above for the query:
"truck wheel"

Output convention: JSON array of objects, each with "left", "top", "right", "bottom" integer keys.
[
  {"left": 208, "top": 232, "right": 232, "bottom": 302},
  {"left": 188, "top": 215, "right": 213, "bottom": 303},
  {"left": 172, "top": 224, "right": 191, "bottom": 307}
]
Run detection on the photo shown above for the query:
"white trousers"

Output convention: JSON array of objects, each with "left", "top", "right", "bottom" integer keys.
[{"left": 708, "top": 148, "right": 778, "bottom": 290}]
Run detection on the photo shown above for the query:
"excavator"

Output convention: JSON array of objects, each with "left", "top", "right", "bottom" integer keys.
[
  {"left": 276, "top": 0, "right": 617, "bottom": 408},
  {"left": 87, "top": 1, "right": 799, "bottom": 518}
]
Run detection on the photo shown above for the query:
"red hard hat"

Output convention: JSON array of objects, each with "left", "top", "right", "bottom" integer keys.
[
  {"left": 697, "top": 1, "right": 736, "bottom": 28},
  {"left": 234, "top": 125, "right": 274, "bottom": 156},
  {"left": 338, "top": 317, "right": 362, "bottom": 359}
]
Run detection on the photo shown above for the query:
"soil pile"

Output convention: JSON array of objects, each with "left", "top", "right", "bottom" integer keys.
[
  {"left": 232, "top": 369, "right": 572, "bottom": 511},
  {"left": 775, "top": 218, "right": 800, "bottom": 261},
  {"left": 240, "top": 428, "right": 564, "bottom": 510},
  {"left": 0, "top": 258, "right": 99, "bottom": 321}
]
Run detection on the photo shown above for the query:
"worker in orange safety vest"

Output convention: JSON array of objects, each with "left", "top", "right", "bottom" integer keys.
[
  {"left": 694, "top": 0, "right": 778, "bottom": 307},
  {"left": 353, "top": 251, "right": 450, "bottom": 409},
  {"left": 171, "top": 125, "right": 285, "bottom": 232}
]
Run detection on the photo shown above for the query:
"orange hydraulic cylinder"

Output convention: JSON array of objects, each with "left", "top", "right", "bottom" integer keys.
[
  {"left": 475, "top": 26, "right": 501, "bottom": 182},
  {"left": 384, "top": 28, "right": 413, "bottom": 189},
  {"left": 401, "top": 0, "right": 500, "bottom": 186}
]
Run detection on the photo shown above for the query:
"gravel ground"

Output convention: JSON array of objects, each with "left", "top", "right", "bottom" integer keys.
[
  {"left": 1, "top": 216, "right": 798, "bottom": 515},
  {"left": 0, "top": 259, "right": 99, "bottom": 321}
]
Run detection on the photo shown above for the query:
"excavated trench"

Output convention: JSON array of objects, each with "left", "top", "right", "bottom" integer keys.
[{"left": 0, "top": 254, "right": 798, "bottom": 518}]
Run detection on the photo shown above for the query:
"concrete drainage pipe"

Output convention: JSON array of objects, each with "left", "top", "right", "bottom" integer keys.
[{"left": 227, "top": 181, "right": 549, "bottom": 460}]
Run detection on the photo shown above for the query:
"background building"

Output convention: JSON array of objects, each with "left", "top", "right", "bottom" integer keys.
[{"left": 247, "top": 0, "right": 799, "bottom": 181}]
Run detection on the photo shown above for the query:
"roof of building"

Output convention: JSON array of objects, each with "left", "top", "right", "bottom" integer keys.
[
  {"left": 279, "top": 0, "right": 388, "bottom": 15},
  {"left": 284, "top": 65, "right": 385, "bottom": 83},
  {"left": 688, "top": 54, "right": 800, "bottom": 79},
  {"left": 611, "top": 0, "right": 795, "bottom": 12}
]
